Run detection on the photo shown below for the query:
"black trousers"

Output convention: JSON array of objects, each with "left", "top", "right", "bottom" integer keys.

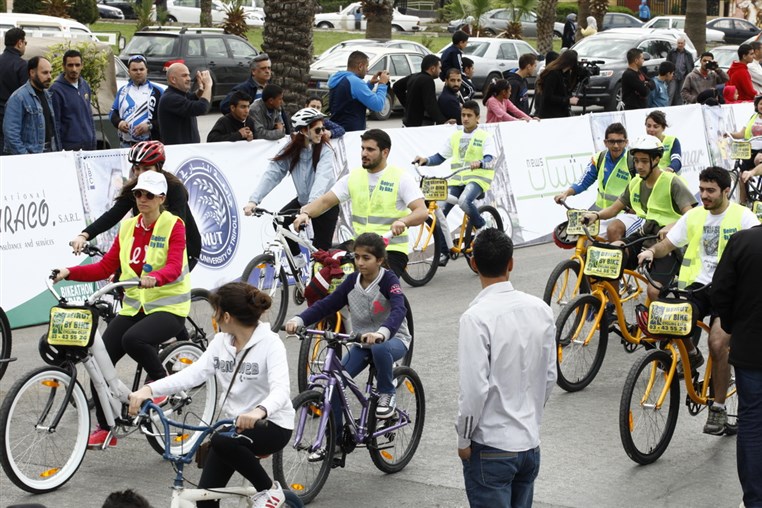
[{"left": 280, "top": 197, "right": 340, "bottom": 253}]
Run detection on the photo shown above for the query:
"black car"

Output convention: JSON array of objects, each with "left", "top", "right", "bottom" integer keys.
[
  {"left": 97, "top": 2, "right": 125, "bottom": 19},
  {"left": 602, "top": 13, "right": 643, "bottom": 30},
  {"left": 100, "top": 0, "right": 138, "bottom": 19},
  {"left": 707, "top": 17, "right": 761, "bottom": 45},
  {"left": 120, "top": 28, "right": 259, "bottom": 102}
]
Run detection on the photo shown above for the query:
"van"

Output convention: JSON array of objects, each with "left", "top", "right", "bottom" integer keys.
[{"left": 0, "top": 13, "right": 97, "bottom": 41}]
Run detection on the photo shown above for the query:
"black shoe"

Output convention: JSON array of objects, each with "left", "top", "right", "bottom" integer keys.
[{"left": 438, "top": 254, "right": 449, "bottom": 267}]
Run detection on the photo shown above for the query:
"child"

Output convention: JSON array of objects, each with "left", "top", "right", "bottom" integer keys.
[
  {"left": 285, "top": 233, "right": 411, "bottom": 425},
  {"left": 723, "top": 84, "right": 740, "bottom": 104},
  {"left": 305, "top": 95, "right": 345, "bottom": 139}
]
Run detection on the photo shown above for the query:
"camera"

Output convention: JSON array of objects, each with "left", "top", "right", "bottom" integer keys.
[
  {"left": 705, "top": 60, "right": 719, "bottom": 71},
  {"left": 576, "top": 59, "right": 602, "bottom": 80}
]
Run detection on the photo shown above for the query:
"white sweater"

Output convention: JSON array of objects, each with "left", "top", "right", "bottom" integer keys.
[{"left": 149, "top": 324, "right": 295, "bottom": 430}]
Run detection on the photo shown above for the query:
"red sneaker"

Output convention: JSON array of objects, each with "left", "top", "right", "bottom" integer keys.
[{"left": 88, "top": 427, "right": 117, "bottom": 449}]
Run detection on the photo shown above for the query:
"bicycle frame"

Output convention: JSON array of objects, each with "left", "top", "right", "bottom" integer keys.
[
  {"left": 585, "top": 273, "right": 648, "bottom": 345},
  {"left": 258, "top": 211, "right": 318, "bottom": 295}
]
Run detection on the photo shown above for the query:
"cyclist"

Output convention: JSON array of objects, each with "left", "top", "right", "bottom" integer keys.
[
  {"left": 293, "top": 129, "right": 428, "bottom": 277},
  {"left": 554, "top": 123, "right": 640, "bottom": 241},
  {"left": 413, "top": 99, "right": 495, "bottom": 266},
  {"left": 285, "top": 233, "right": 411, "bottom": 450},
  {"left": 244, "top": 107, "right": 339, "bottom": 259},
  {"left": 727, "top": 94, "right": 762, "bottom": 203},
  {"left": 637, "top": 167, "right": 758, "bottom": 433},
  {"left": 69, "top": 140, "right": 201, "bottom": 270},
  {"left": 582, "top": 135, "right": 697, "bottom": 299},
  {"left": 129, "top": 281, "right": 294, "bottom": 508},
  {"left": 54, "top": 171, "right": 191, "bottom": 449},
  {"left": 645, "top": 110, "right": 682, "bottom": 173}
]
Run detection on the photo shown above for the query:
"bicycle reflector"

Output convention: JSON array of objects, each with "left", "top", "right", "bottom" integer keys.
[{"left": 553, "top": 221, "right": 577, "bottom": 249}]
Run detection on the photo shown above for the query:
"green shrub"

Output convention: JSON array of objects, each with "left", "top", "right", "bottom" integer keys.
[
  {"left": 556, "top": 2, "right": 577, "bottom": 22},
  {"left": 69, "top": 0, "right": 98, "bottom": 24},
  {"left": 317, "top": 0, "right": 344, "bottom": 14},
  {"left": 13, "top": 0, "right": 44, "bottom": 13},
  {"left": 1, "top": 0, "right": 6, "bottom": 13},
  {"left": 608, "top": 5, "right": 635, "bottom": 16},
  {"left": 46, "top": 41, "right": 110, "bottom": 111}
]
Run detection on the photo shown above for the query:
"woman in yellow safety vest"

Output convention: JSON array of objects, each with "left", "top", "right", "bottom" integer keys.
[
  {"left": 645, "top": 110, "right": 682, "bottom": 173},
  {"left": 53, "top": 171, "right": 190, "bottom": 449},
  {"left": 728, "top": 95, "right": 762, "bottom": 203}
]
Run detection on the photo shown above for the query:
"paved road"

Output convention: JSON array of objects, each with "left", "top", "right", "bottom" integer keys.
[{"left": 1, "top": 242, "right": 743, "bottom": 508}]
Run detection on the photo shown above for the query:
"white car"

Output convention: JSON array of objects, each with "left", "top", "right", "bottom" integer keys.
[
  {"left": 642, "top": 16, "right": 725, "bottom": 44},
  {"left": 166, "top": 0, "right": 259, "bottom": 25},
  {"left": 314, "top": 2, "right": 424, "bottom": 32}
]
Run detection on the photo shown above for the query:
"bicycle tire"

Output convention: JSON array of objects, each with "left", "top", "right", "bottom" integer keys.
[
  {"left": 272, "top": 390, "right": 335, "bottom": 505},
  {"left": 464, "top": 205, "right": 504, "bottom": 273},
  {"left": 0, "top": 366, "right": 90, "bottom": 493},
  {"left": 185, "top": 288, "right": 215, "bottom": 349},
  {"left": 542, "top": 259, "right": 590, "bottom": 318},
  {"left": 0, "top": 307, "right": 12, "bottom": 380},
  {"left": 241, "top": 253, "right": 289, "bottom": 331},
  {"left": 401, "top": 216, "right": 441, "bottom": 287},
  {"left": 368, "top": 366, "right": 425, "bottom": 474},
  {"left": 401, "top": 294, "right": 414, "bottom": 368},
  {"left": 619, "top": 348, "right": 680, "bottom": 465},
  {"left": 554, "top": 293, "right": 609, "bottom": 392},
  {"left": 297, "top": 316, "right": 341, "bottom": 393},
  {"left": 144, "top": 342, "right": 218, "bottom": 456}
]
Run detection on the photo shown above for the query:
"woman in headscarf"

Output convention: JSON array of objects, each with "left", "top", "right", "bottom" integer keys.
[
  {"left": 562, "top": 13, "right": 577, "bottom": 48},
  {"left": 581, "top": 16, "right": 598, "bottom": 37}
]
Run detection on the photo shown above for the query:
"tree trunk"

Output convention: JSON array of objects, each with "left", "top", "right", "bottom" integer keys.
[
  {"left": 576, "top": 0, "right": 590, "bottom": 41},
  {"left": 685, "top": 0, "right": 707, "bottom": 55},
  {"left": 263, "top": 0, "right": 315, "bottom": 115},
  {"left": 590, "top": 0, "right": 607, "bottom": 32},
  {"left": 200, "top": 0, "right": 212, "bottom": 26},
  {"left": 363, "top": 0, "right": 393, "bottom": 39},
  {"left": 535, "top": 0, "right": 558, "bottom": 55}
]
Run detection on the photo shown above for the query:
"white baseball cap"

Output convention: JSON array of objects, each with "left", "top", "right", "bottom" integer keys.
[{"left": 134, "top": 171, "right": 168, "bottom": 196}]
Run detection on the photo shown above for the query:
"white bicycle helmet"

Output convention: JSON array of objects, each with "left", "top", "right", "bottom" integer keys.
[
  {"left": 291, "top": 107, "right": 326, "bottom": 129},
  {"left": 628, "top": 135, "right": 664, "bottom": 158}
]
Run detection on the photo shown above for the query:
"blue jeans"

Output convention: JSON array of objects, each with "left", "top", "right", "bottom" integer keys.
[
  {"left": 462, "top": 442, "right": 540, "bottom": 508},
  {"left": 436, "top": 183, "right": 485, "bottom": 252},
  {"left": 736, "top": 367, "right": 762, "bottom": 507}
]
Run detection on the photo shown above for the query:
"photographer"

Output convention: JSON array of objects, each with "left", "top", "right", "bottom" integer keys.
[
  {"left": 622, "top": 48, "right": 654, "bottom": 110},
  {"left": 535, "top": 50, "right": 579, "bottom": 118},
  {"left": 681, "top": 51, "right": 728, "bottom": 104}
]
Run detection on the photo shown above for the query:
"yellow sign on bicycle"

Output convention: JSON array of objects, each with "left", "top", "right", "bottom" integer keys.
[
  {"left": 753, "top": 201, "right": 762, "bottom": 222},
  {"left": 730, "top": 140, "right": 751, "bottom": 160},
  {"left": 583, "top": 246, "right": 624, "bottom": 280},
  {"left": 646, "top": 301, "right": 694, "bottom": 337},
  {"left": 47, "top": 306, "right": 96, "bottom": 347},
  {"left": 421, "top": 178, "right": 448, "bottom": 201},
  {"left": 566, "top": 209, "right": 600, "bottom": 236}
]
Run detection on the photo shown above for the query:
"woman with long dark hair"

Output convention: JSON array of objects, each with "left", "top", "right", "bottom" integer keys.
[
  {"left": 482, "top": 79, "right": 532, "bottom": 123},
  {"left": 535, "top": 50, "right": 580, "bottom": 119},
  {"left": 244, "top": 108, "right": 339, "bottom": 257}
]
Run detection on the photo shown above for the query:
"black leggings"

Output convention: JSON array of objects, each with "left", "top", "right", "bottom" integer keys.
[
  {"left": 197, "top": 422, "right": 292, "bottom": 508},
  {"left": 280, "top": 197, "right": 340, "bottom": 253},
  {"left": 94, "top": 311, "right": 185, "bottom": 429}
]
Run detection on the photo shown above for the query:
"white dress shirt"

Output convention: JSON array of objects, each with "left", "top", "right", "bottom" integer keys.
[{"left": 456, "top": 281, "right": 557, "bottom": 451}]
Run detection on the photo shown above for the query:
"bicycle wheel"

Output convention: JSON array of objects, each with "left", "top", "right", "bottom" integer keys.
[
  {"left": 555, "top": 293, "right": 609, "bottom": 392},
  {"left": 0, "top": 366, "right": 90, "bottom": 493},
  {"left": 296, "top": 316, "right": 341, "bottom": 393},
  {"left": 619, "top": 349, "right": 680, "bottom": 465},
  {"left": 542, "top": 259, "right": 590, "bottom": 318},
  {"left": 143, "top": 342, "right": 217, "bottom": 456},
  {"left": 0, "top": 307, "right": 12, "bottom": 379},
  {"left": 272, "top": 390, "right": 335, "bottom": 505},
  {"left": 185, "top": 288, "right": 215, "bottom": 349},
  {"left": 241, "top": 253, "right": 289, "bottom": 331},
  {"left": 368, "top": 366, "right": 425, "bottom": 474},
  {"left": 401, "top": 216, "right": 441, "bottom": 288},
  {"left": 464, "top": 205, "right": 504, "bottom": 273},
  {"left": 400, "top": 295, "right": 414, "bottom": 368}
]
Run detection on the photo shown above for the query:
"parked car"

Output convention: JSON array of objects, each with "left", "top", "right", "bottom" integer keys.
[
  {"left": 438, "top": 37, "right": 541, "bottom": 95},
  {"left": 0, "top": 13, "right": 98, "bottom": 42},
  {"left": 308, "top": 48, "right": 441, "bottom": 120},
  {"left": 98, "top": 2, "right": 125, "bottom": 20},
  {"left": 447, "top": 8, "right": 564, "bottom": 38},
  {"left": 570, "top": 29, "right": 697, "bottom": 110},
  {"left": 602, "top": 12, "right": 643, "bottom": 30},
  {"left": 314, "top": 2, "right": 424, "bottom": 32},
  {"left": 693, "top": 44, "right": 738, "bottom": 72},
  {"left": 707, "top": 17, "right": 761, "bottom": 44},
  {"left": 119, "top": 27, "right": 259, "bottom": 102},
  {"left": 166, "top": 0, "right": 226, "bottom": 23},
  {"left": 642, "top": 16, "right": 725, "bottom": 43},
  {"left": 315, "top": 38, "right": 432, "bottom": 61},
  {"left": 99, "top": 0, "right": 137, "bottom": 19}
]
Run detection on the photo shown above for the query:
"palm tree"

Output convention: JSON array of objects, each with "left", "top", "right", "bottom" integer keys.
[
  {"left": 500, "top": 0, "right": 537, "bottom": 39},
  {"left": 363, "top": 0, "right": 394, "bottom": 39},
  {"left": 590, "top": 0, "right": 607, "bottom": 31},
  {"left": 685, "top": 0, "right": 707, "bottom": 55},
  {"left": 576, "top": 0, "right": 590, "bottom": 40},
  {"left": 200, "top": 0, "right": 212, "bottom": 26},
  {"left": 535, "top": 0, "right": 558, "bottom": 54},
  {"left": 263, "top": 0, "right": 316, "bottom": 114}
]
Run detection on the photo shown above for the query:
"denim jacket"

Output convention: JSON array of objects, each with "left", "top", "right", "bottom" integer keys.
[{"left": 2, "top": 81, "right": 61, "bottom": 154}]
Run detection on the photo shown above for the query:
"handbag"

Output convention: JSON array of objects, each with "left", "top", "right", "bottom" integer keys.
[{"left": 195, "top": 346, "right": 252, "bottom": 468}]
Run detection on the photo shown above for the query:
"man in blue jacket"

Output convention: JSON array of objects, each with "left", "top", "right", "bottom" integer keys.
[
  {"left": 50, "top": 49, "right": 96, "bottom": 151},
  {"left": 328, "top": 51, "right": 389, "bottom": 132}
]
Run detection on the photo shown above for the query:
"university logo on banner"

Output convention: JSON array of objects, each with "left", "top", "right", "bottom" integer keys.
[{"left": 176, "top": 158, "right": 239, "bottom": 268}]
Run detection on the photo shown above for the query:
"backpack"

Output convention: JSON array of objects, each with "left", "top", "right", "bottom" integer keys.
[{"left": 503, "top": 70, "right": 530, "bottom": 115}]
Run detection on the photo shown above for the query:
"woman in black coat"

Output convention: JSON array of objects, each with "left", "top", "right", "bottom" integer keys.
[{"left": 535, "top": 50, "right": 580, "bottom": 119}]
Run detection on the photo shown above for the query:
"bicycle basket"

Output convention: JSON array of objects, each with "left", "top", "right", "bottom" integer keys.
[
  {"left": 566, "top": 209, "right": 600, "bottom": 237},
  {"left": 753, "top": 201, "right": 762, "bottom": 223},
  {"left": 645, "top": 298, "right": 698, "bottom": 339},
  {"left": 583, "top": 243, "right": 625, "bottom": 280},
  {"left": 421, "top": 178, "right": 448, "bottom": 201},
  {"left": 730, "top": 140, "right": 751, "bottom": 160},
  {"left": 47, "top": 305, "right": 98, "bottom": 349}
]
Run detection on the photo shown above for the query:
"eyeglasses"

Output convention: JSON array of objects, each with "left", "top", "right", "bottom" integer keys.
[
  {"left": 605, "top": 139, "right": 627, "bottom": 145},
  {"left": 128, "top": 55, "right": 147, "bottom": 64},
  {"left": 312, "top": 126, "right": 324, "bottom": 134},
  {"left": 133, "top": 189, "right": 158, "bottom": 200}
]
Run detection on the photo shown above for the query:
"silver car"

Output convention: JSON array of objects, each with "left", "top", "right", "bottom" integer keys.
[{"left": 448, "top": 8, "right": 564, "bottom": 38}]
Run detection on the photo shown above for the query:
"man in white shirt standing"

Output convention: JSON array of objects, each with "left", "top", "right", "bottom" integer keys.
[
  {"left": 747, "top": 41, "right": 762, "bottom": 94},
  {"left": 456, "top": 228, "right": 557, "bottom": 508}
]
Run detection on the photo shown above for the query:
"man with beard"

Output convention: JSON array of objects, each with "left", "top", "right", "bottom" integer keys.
[
  {"left": 110, "top": 54, "right": 163, "bottom": 147},
  {"left": 158, "top": 63, "right": 212, "bottom": 145},
  {"left": 638, "top": 167, "right": 757, "bottom": 435},
  {"left": 438, "top": 67, "right": 463, "bottom": 124},
  {"left": 50, "top": 49, "right": 97, "bottom": 151},
  {"left": 293, "top": 129, "right": 428, "bottom": 276},
  {"left": 3, "top": 56, "right": 60, "bottom": 154}
]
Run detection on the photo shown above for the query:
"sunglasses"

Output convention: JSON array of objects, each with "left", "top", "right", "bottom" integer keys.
[
  {"left": 312, "top": 126, "right": 324, "bottom": 134},
  {"left": 128, "top": 55, "right": 147, "bottom": 64},
  {"left": 133, "top": 189, "right": 158, "bottom": 200}
]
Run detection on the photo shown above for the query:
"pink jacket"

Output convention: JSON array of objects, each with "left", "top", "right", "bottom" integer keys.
[{"left": 485, "top": 96, "right": 531, "bottom": 123}]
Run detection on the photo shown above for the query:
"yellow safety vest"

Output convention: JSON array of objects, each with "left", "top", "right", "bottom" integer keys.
[
  {"left": 627, "top": 170, "right": 682, "bottom": 227},
  {"left": 118, "top": 211, "right": 191, "bottom": 317},
  {"left": 594, "top": 150, "right": 632, "bottom": 209},
  {"left": 744, "top": 113, "right": 761, "bottom": 139},
  {"left": 347, "top": 165, "right": 409, "bottom": 254},
  {"left": 448, "top": 129, "right": 494, "bottom": 191},
  {"left": 658, "top": 135, "right": 676, "bottom": 170},
  {"left": 677, "top": 203, "right": 745, "bottom": 288}
]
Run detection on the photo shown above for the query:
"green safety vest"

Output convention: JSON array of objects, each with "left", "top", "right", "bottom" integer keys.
[
  {"left": 627, "top": 170, "right": 682, "bottom": 227},
  {"left": 677, "top": 203, "right": 745, "bottom": 288},
  {"left": 595, "top": 150, "right": 632, "bottom": 209},
  {"left": 118, "top": 211, "right": 191, "bottom": 317},
  {"left": 658, "top": 135, "right": 676, "bottom": 170},
  {"left": 347, "top": 165, "right": 409, "bottom": 254},
  {"left": 448, "top": 129, "right": 494, "bottom": 191}
]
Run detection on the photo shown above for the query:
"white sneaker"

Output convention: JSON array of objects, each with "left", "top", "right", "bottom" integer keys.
[
  {"left": 376, "top": 393, "right": 396, "bottom": 419},
  {"left": 250, "top": 481, "right": 285, "bottom": 508}
]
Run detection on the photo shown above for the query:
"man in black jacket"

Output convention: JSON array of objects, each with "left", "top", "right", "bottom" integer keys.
[
  {"left": 393, "top": 54, "right": 452, "bottom": 127},
  {"left": 207, "top": 91, "right": 256, "bottom": 142},
  {"left": 503, "top": 53, "right": 537, "bottom": 116},
  {"left": 621, "top": 48, "right": 653, "bottom": 110},
  {"left": 0, "top": 28, "right": 28, "bottom": 154},
  {"left": 712, "top": 225, "right": 762, "bottom": 508},
  {"left": 438, "top": 68, "right": 463, "bottom": 124},
  {"left": 158, "top": 63, "right": 212, "bottom": 145}
]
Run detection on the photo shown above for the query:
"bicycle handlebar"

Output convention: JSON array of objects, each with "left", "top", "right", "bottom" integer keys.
[
  {"left": 281, "top": 325, "right": 374, "bottom": 344},
  {"left": 46, "top": 272, "right": 140, "bottom": 305},
  {"left": 637, "top": 262, "right": 711, "bottom": 298},
  {"left": 412, "top": 161, "right": 472, "bottom": 181},
  {"left": 80, "top": 245, "right": 106, "bottom": 258}
]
